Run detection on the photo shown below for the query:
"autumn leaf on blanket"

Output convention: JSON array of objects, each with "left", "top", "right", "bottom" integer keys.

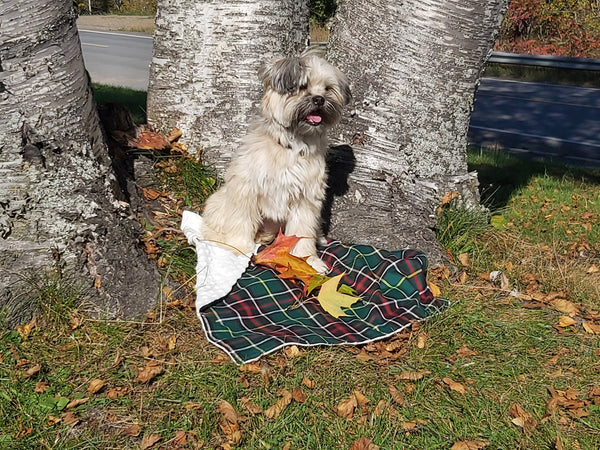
[
  {"left": 252, "top": 231, "right": 316, "bottom": 285},
  {"left": 317, "top": 273, "right": 360, "bottom": 318}
]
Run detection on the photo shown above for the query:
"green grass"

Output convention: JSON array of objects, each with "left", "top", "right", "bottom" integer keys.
[
  {"left": 92, "top": 83, "right": 147, "bottom": 125},
  {"left": 2, "top": 149, "right": 600, "bottom": 448}
]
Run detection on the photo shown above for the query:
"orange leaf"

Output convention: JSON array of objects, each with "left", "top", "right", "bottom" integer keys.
[
  {"left": 253, "top": 231, "right": 316, "bottom": 285},
  {"left": 128, "top": 130, "right": 170, "bottom": 150}
]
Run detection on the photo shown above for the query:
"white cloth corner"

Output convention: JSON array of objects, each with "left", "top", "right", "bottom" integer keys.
[{"left": 180, "top": 210, "right": 255, "bottom": 312}]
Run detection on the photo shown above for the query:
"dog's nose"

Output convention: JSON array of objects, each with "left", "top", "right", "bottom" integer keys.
[{"left": 312, "top": 96, "right": 325, "bottom": 107}]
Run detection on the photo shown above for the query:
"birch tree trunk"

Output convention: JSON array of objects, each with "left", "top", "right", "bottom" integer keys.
[
  {"left": 147, "top": 0, "right": 309, "bottom": 171},
  {"left": 0, "top": 0, "right": 160, "bottom": 322},
  {"left": 326, "top": 0, "right": 508, "bottom": 263}
]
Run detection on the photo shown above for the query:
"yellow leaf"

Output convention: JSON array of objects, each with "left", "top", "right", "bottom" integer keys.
[
  {"left": 549, "top": 298, "right": 580, "bottom": 316},
  {"left": 16, "top": 316, "right": 37, "bottom": 339},
  {"left": 428, "top": 281, "right": 441, "bottom": 297},
  {"left": 316, "top": 273, "right": 360, "bottom": 318},
  {"left": 583, "top": 321, "right": 600, "bottom": 334},
  {"left": 557, "top": 316, "right": 577, "bottom": 328},
  {"left": 458, "top": 253, "right": 469, "bottom": 267}
]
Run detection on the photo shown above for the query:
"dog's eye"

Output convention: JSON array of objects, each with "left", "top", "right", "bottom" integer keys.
[{"left": 299, "top": 83, "right": 308, "bottom": 90}]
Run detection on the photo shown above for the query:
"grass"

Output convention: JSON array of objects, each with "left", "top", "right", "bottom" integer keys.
[
  {"left": 483, "top": 63, "right": 600, "bottom": 88},
  {"left": 2, "top": 148, "right": 600, "bottom": 448},
  {"left": 92, "top": 83, "right": 147, "bottom": 125}
]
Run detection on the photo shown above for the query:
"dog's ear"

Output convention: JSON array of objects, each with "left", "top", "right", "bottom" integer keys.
[{"left": 259, "top": 56, "right": 308, "bottom": 95}]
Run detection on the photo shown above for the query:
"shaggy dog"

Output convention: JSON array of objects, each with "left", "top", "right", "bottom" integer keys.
[{"left": 201, "top": 53, "right": 351, "bottom": 274}]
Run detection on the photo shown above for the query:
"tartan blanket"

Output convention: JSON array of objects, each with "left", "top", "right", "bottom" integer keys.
[{"left": 197, "top": 240, "right": 449, "bottom": 365}]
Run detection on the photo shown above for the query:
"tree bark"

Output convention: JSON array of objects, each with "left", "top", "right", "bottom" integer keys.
[
  {"left": 326, "top": 0, "right": 508, "bottom": 264},
  {"left": 147, "top": 0, "right": 309, "bottom": 172},
  {"left": 0, "top": 0, "right": 160, "bottom": 323}
]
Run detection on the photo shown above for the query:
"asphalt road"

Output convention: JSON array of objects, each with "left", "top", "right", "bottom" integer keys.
[
  {"left": 79, "top": 29, "right": 600, "bottom": 165},
  {"left": 79, "top": 29, "right": 152, "bottom": 91}
]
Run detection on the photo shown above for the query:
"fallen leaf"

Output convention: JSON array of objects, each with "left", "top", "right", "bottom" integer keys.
[
  {"left": 69, "top": 313, "right": 84, "bottom": 330},
  {"left": 264, "top": 390, "right": 293, "bottom": 420},
  {"left": 173, "top": 430, "right": 187, "bottom": 446},
  {"left": 218, "top": 400, "right": 244, "bottom": 445},
  {"left": 23, "top": 363, "right": 41, "bottom": 378},
  {"left": 398, "top": 370, "right": 431, "bottom": 381},
  {"left": 218, "top": 400, "right": 244, "bottom": 424},
  {"left": 451, "top": 440, "right": 490, "bottom": 450},
  {"left": 15, "top": 424, "right": 33, "bottom": 439},
  {"left": 16, "top": 316, "right": 37, "bottom": 339},
  {"left": 239, "top": 362, "right": 263, "bottom": 373},
  {"left": 388, "top": 384, "right": 405, "bottom": 406},
  {"left": 66, "top": 397, "right": 89, "bottom": 409},
  {"left": 142, "top": 188, "right": 162, "bottom": 201},
  {"left": 456, "top": 344, "right": 477, "bottom": 358},
  {"left": 336, "top": 393, "right": 358, "bottom": 419},
  {"left": 140, "top": 433, "right": 162, "bottom": 450},
  {"left": 284, "top": 345, "right": 302, "bottom": 358},
  {"left": 292, "top": 386, "right": 307, "bottom": 403},
  {"left": 458, "top": 253, "right": 469, "bottom": 267},
  {"left": 428, "top": 281, "right": 442, "bottom": 297},
  {"left": 106, "top": 386, "right": 130, "bottom": 399},
  {"left": 509, "top": 403, "right": 538, "bottom": 434},
  {"left": 316, "top": 273, "right": 360, "bottom": 318},
  {"left": 34, "top": 381, "right": 49, "bottom": 393},
  {"left": 549, "top": 298, "right": 580, "bottom": 316},
  {"left": 441, "top": 191, "right": 460, "bottom": 206},
  {"left": 416, "top": 332, "right": 428, "bottom": 349},
  {"left": 557, "top": 316, "right": 577, "bottom": 328},
  {"left": 443, "top": 377, "right": 467, "bottom": 395},
  {"left": 587, "top": 264, "right": 599, "bottom": 274},
  {"left": 253, "top": 232, "right": 315, "bottom": 285},
  {"left": 240, "top": 397, "right": 262, "bottom": 415},
  {"left": 87, "top": 378, "right": 105, "bottom": 394},
  {"left": 583, "top": 321, "right": 600, "bottom": 334},
  {"left": 349, "top": 436, "right": 380, "bottom": 450},
  {"left": 136, "top": 360, "right": 163, "bottom": 383},
  {"left": 60, "top": 411, "right": 79, "bottom": 426},
  {"left": 124, "top": 423, "right": 143, "bottom": 437},
  {"left": 301, "top": 377, "right": 315, "bottom": 389},
  {"left": 128, "top": 130, "right": 170, "bottom": 150}
]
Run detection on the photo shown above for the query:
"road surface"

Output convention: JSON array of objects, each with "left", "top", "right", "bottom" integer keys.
[{"left": 79, "top": 29, "right": 600, "bottom": 165}]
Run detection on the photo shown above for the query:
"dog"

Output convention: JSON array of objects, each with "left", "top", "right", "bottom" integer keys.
[{"left": 200, "top": 52, "right": 351, "bottom": 274}]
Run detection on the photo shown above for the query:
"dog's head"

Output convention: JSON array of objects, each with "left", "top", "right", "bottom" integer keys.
[{"left": 258, "top": 53, "right": 351, "bottom": 135}]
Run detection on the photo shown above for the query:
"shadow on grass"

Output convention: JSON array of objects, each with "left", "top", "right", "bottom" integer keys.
[
  {"left": 92, "top": 83, "right": 147, "bottom": 125},
  {"left": 468, "top": 147, "right": 600, "bottom": 210}
]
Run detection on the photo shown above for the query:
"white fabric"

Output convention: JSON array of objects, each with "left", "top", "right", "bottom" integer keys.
[{"left": 180, "top": 210, "right": 255, "bottom": 311}]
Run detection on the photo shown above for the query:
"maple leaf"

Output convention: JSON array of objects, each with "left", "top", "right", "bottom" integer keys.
[
  {"left": 253, "top": 231, "right": 317, "bottom": 285},
  {"left": 317, "top": 273, "right": 360, "bottom": 318}
]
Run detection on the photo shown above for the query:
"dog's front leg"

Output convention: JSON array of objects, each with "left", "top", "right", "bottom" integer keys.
[{"left": 285, "top": 202, "right": 328, "bottom": 274}]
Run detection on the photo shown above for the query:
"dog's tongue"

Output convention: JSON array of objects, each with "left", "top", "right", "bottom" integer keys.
[{"left": 307, "top": 114, "right": 322, "bottom": 124}]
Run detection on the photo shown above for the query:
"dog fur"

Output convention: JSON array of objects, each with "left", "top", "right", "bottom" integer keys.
[{"left": 201, "top": 52, "right": 351, "bottom": 273}]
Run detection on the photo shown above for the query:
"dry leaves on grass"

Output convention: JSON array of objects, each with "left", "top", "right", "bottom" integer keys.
[
  {"left": 87, "top": 378, "right": 105, "bottom": 394},
  {"left": 451, "top": 440, "right": 490, "bottom": 450},
  {"left": 509, "top": 403, "right": 538, "bottom": 434},
  {"left": 264, "top": 390, "right": 293, "bottom": 419},
  {"left": 442, "top": 377, "right": 468, "bottom": 395},
  {"left": 397, "top": 370, "right": 431, "bottom": 381},
  {"left": 136, "top": 360, "right": 163, "bottom": 383},
  {"left": 217, "top": 400, "right": 245, "bottom": 445},
  {"left": 349, "top": 436, "right": 380, "bottom": 450},
  {"left": 336, "top": 393, "right": 358, "bottom": 419},
  {"left": 140, "top": 432, "right": 162, "bottom": 449}
]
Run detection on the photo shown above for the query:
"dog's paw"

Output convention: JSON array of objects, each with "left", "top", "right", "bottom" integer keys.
[{"left": 306, "top": 255, "right": 329, "bottom": 274}]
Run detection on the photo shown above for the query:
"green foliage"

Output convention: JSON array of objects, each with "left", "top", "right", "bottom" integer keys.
[{"left": 309, "top": 0, "right": 337, "bottom": 26}]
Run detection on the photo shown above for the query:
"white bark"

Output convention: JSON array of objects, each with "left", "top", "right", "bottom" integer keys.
[
  {"left": 325, "top": 0, "right": 508, "bottom": 262},
  {"left": 147, "top": 0, "right": 309, "bottom": 171},
  {"left": 0, "top": 0, "right": 160, "bottom": 322}
]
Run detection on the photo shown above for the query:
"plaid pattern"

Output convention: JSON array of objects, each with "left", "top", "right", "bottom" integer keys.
[{"left": 198, "top": 241, "right": 449, "bottom": 364}]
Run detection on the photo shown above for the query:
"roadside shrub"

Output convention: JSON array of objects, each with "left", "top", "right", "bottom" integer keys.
[{"left": 496, "top": 0, "right": 600, "bottom": 57}]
